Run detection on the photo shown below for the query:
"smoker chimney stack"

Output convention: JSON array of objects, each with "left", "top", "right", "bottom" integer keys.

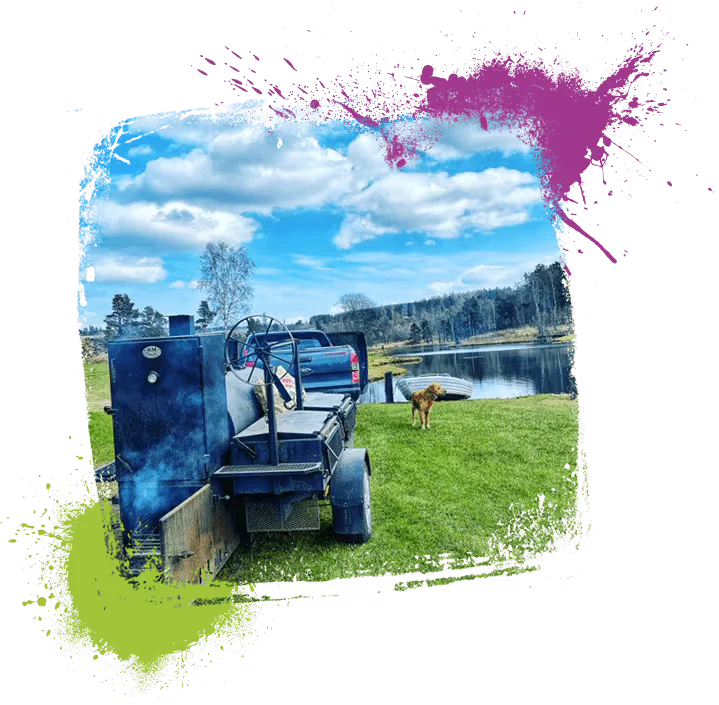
[{"left": 169, "top": 315, "right": 195, "bottom": 336}]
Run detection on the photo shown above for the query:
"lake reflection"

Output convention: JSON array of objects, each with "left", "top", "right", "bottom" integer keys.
[{"left": 360, "top": 342, "right": 572, "bottom": 404}]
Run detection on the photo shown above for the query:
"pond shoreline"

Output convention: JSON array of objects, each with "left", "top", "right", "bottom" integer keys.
[{"left": 367, "top": 326, "right": 573, "bottom": 382}]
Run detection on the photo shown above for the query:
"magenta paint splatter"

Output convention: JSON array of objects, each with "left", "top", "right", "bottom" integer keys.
[
  {"left": 206, "top": 37, "right": 666, "bottom": 268},
  {"left": 667, "top": 180, "right": 672, "bottom": 186},
  {"left": 310, "top": 99, "right": 320, "bottom": 109},
  {"left": 197, "top": 69, "right": 207, "bottom": 76},
  {"left": 203, "top": 57, "right": 216, "bottom": 66}
]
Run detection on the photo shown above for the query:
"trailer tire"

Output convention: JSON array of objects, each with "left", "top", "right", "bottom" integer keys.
[{"left": 331, "top": 449, "right": 372, "bottom": 544}]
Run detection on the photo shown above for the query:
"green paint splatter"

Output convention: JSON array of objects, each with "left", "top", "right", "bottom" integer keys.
[{"left": 26, "top": 480, "right": 264, "bottom": 689}]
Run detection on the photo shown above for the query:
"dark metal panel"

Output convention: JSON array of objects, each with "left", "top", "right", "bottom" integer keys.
[
  {"left": 236, "top": 410, "right": 333, "bottom": 441},
  {"left": 197, "top": 334, "right": 231, "bottom": 471}
]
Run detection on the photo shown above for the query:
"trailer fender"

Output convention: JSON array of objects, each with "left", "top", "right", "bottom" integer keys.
[
  {"left": 330, "top": 448, "right": 372, "bottom": 543},
  {"left": 331, "top": 449, "right": 371, "bottom": 506}
]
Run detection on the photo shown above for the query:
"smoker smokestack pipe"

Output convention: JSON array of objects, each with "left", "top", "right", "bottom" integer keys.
[{"left": 169, "top": 315, "right": 195, "bottom": 336}]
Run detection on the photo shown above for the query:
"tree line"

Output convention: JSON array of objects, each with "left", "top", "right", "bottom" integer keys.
[
  {"left": 306, "top": 261, "right": 571, "bottom": 346},
  {"left": 84, "top": 242, "right": 570, "bottom": 351}
]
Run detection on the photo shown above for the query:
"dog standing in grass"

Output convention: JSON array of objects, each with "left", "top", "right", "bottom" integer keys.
[{"left": 411, "top": 382, "right": 446, "bottom": 430}]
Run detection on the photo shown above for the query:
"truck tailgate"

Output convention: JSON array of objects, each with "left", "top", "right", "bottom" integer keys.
[{"left": 299, "top": 346, "right": 355, "bottom": 393}]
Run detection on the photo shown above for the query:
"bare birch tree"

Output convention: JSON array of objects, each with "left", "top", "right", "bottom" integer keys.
[{"left": 199, "top": 242, "right": 256, "bottom": 330}]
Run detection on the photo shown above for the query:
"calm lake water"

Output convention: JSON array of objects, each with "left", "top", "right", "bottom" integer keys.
[{"left": 359, "top": 342, "right": 573, "bottom": 404}]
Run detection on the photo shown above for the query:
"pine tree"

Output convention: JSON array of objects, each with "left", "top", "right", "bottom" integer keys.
[
  {"left": 196, "top": 300, "right": 216, "bottom": 330},
  {"left": 103, "top": 294, "right": 140, "bottom": 341},
  {"left": 139, "top": 306, "right": 168, "bottom": 338},
  {"left": 408, "top": 322, "right": 422, "bottom": 345}
]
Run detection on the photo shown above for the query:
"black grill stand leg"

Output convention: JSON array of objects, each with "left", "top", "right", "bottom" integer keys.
[{"left": 264, "top": 364, "right": 280, "bottom": 466}]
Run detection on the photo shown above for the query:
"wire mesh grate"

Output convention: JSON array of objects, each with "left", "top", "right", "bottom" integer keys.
[{"left": 245, "top": 496, "right": 320, "bottom": 532}]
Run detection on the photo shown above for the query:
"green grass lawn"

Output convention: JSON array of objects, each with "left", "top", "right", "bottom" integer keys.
[
  {"left": 84, "top": 358, "right": 111, "bottom": 411},
  {"left": 367, "top": 349, "right": 423, "bottom": 381},
  {"left": 88, "top": 411, "right": 115, "bottom": 468},
  {"left": 84, "top": 359, "right": 114, "bottom": 468},
  {"left": 218, "top": 395, "right": 578, "bottom": 584},
  {"left": 82, "top": 361, "right": 579, "bottom": 583}
]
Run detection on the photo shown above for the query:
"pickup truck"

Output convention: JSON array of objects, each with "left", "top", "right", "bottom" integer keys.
[{"left": 240, "top": 329, "right": 369, "bottom": 400}]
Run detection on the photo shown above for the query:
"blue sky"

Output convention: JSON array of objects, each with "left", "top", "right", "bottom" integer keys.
[{"left": 81, "top": 113, "right": 562, "bottom": 327}]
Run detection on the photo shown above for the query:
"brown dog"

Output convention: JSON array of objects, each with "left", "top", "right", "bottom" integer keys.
[{"left": 411, "top": 382, "right": 446, "bottom": 430}]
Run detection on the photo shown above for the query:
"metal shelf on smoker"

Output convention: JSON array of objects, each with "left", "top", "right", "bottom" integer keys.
[{"left": 214, "top": 462, "right": 323, "bottom": 477}]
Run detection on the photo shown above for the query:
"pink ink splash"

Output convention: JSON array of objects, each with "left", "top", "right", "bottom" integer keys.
[{"left": 197, "top": 39, "right": 667, "bottom": 265}]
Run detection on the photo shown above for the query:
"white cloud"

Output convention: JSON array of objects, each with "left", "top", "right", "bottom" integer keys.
[
  {"left": 127, "top": 144, "right": 152, "bottom": 158},
  {"left": 356, "top": 115, "right": 530, "bottom": 165},
  {"left": 169, "top": 279, "right": 200, "bottom": 289},
  {"left": 98, "top": 200, "right": 258, "bottom": 249},
  {"left": 346, "top": 132, "right": 389, "bottom": 182},
  {"left": 335, "top": 167, "right": 540, "bottom": 248},
  {"left": 428, "top": 256, "right": 556, "bottom": 295},
  {"left": 333, "top": 214, "right": 396, "bottom": 249},
  {"left": 427, "top": 125, "right": 530, "bottom": 161},
  {"left": 291, "top": 255, "right": 331, "bottom": 270},
  {"left": 107, "top": 122, "right": 542, "bottom": 266},
  {"left": 92, "top": 255, "right": 167, "bottom": 284},
  {"left": 118, "top": 127, "right": 357, "bottom": 214},
  {"left": 425, "top": 239, "right": 437, "bottom": 246}
]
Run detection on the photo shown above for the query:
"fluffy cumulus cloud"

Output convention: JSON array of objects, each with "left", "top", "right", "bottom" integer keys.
[
  {"left": 115, "top": 127, "right": 357, "bottom": 214},
  {"left": 346, "top": 132, "right": 390, "bottom": 182},
  {"left": 427, "top": 124, "right": 530, "bottom": 161},
  {"left": 91, "top": 255, "right": 167, "bottom": 284},
  {"left": 101, "top": 123, "right": 541, "bottom": 268},
  {"left": 98, "top": 200, "right": 258, "bottom": 249},
  {"left": 334, "top": 167, "right": 540, "bottom": 248},
  {"left": 370, "top": 116, "right": 530, "bottom": 163}
]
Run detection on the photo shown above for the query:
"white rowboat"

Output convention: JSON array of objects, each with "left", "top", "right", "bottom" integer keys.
[{"left": 396, "top": 374, "right": 473, "bottom": 401}]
